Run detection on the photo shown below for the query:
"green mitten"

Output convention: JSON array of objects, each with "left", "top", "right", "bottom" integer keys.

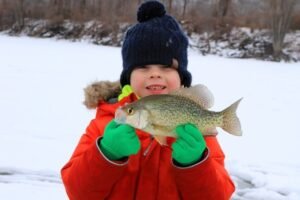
[
  {"left": 100, "top": 120, "right": 141, "bottom": 160},
  {"left": 172, "top": 124, "right": 207, "bottom": 166}
]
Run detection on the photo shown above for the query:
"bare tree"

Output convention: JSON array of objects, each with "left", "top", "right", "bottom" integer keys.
[
  {"left": 181, "top": 0, "right": 190, "bottom": 19},
  {"left": 270, "top": 0, "right": 296, "bottom": 58},
  {"left": 163, "top": 0, "right": 173, "bottom": 14},
  {"left": 13, "top": 0, "right": 25, "bottom": 28},
  {"left": 93, "top": 0, "right": 103, "bottom": 20},
  {"left": 211, "top": 0, "right": 232, "bottom": 39},
  {"left": 48, "top": 0, "right": 62, "bottom": 19},
  {"left": 213, "top": 0, "right": 231, "bottom": 22}
]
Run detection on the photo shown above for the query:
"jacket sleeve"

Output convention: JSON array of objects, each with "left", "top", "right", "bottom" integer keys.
[
  {"left": 61, "top": 116, "right": 127, "bottom": 200},
  {"left": 172, "top": 136, "right": 235, "bottom": 200}
]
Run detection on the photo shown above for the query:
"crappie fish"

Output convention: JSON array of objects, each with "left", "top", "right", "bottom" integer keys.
[{"left": 115, "top": 84, "right": 242, "bottom": 144}]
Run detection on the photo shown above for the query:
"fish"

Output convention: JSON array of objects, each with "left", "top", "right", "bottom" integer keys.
[{"left": 114, "top": 84, "right": 242, "bottom": 145}]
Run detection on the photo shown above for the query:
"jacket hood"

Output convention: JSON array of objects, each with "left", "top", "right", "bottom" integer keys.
[{"left": 83, "top": 80, "right": 121, "bottom": 109}]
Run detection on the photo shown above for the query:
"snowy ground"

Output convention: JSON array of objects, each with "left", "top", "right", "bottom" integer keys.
[{"left": 0, "top": 35, "right": 300, "bottom": 199}]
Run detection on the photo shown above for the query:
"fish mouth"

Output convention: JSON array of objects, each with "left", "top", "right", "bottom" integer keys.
[{"left": 115, "top": 108, "right": 126, "bottom": 124}]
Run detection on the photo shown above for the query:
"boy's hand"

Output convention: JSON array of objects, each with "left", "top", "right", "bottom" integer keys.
[
  {"left": 100, "top": 120, "right": 141, "bottom": 160},
  {"left": 172, "top": 124, "right": 207, "bottom": 166}
]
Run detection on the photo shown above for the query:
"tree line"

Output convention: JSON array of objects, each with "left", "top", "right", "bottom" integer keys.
[{"left": 0, "top": 0, "right": 299, "bottom": 59}]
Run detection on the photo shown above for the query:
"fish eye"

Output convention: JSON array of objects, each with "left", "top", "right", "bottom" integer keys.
[{"left": 127, "top": 107, "right": 134, "bottom": 115}]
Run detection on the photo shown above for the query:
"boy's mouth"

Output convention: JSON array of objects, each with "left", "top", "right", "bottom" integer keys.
[
  {"left": 145, "top": 85, "right": 167, "bottom": 95},
  {"left": 146, "top": 85, "right": 166, "bottom": 90}
]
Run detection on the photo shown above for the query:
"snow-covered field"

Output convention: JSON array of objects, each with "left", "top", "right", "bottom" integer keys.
[{"left": 0, "top": 35, "right": 300, "bottom": 199}]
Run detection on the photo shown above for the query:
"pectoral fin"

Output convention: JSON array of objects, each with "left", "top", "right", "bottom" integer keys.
[
  {"left": 144, "top": 124, "right": 174, "bottom": 146},
  {"left": 154, "top": 136, "right": 168, "bottom": 146}
]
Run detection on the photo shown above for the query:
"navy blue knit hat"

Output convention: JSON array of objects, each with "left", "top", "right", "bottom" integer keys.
[{"left": 120, "top": 0, "right": 191, "bottom": 87}]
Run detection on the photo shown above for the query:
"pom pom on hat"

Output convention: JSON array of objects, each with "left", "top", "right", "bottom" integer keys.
[
  {"left": 121, "top": 0, "right": 192, "bottom": 87},
  {"left": 137, "top": 1, "right": 166, "bottom": 22}
]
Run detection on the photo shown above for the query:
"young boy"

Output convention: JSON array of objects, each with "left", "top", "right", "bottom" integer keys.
[{"left": 61, "top": 1, "right": 235, "bottom": 199}]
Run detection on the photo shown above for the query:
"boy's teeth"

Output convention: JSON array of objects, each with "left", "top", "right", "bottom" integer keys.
[{"left": 147, "top": 86, "right": 165, "bottom": 90}]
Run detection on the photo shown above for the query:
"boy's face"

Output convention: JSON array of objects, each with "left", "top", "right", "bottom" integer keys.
[{"left": 130, "top": 64, "right": 181, "bottom": 97}]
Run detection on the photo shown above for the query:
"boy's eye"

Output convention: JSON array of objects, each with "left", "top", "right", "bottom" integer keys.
[
  {"left": 134, "top": 65, "right": 176, "bottom": 71},
  {"left": 161, "top": 65, "right": 170, "bottom": 68},
  {"left": 136, "top": 65, "right": 146, "bottom": 69},
  {"left": 162, "top": 65, "right": 177, "bottom": 72}
]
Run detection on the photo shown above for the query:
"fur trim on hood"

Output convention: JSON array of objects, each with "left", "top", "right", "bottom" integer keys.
[{"left": 83, "top": 80, "right": 121, "bottom": 109}]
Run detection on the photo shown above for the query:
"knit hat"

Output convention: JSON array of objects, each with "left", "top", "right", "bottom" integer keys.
[{"left": 120, "top": 0, "right": 191, "bottom": 87}]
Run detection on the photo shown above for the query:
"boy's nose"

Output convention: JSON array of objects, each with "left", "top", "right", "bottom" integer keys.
[
  {"left": 150, "top": 73, "right": 161, "bottom": 78},
  {"left": 149, "top": 67, "right": 161, "bottom": 78}
]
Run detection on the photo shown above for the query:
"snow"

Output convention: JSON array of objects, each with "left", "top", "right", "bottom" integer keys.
[{"left": 0, "top": 35, "right": 299, "bottom": 199}]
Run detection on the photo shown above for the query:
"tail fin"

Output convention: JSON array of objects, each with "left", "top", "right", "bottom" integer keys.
[{"left": 221, "top": 98, "right": 243, "bottom": 136}]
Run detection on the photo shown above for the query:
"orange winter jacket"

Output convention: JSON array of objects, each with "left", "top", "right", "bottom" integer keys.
[{"left": 61, "top": 93, "right": 235, "bottom": 200}]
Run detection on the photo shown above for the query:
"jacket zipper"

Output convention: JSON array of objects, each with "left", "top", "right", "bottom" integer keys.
[
  {"left": 133, "top": 136, "right": 155, "bottom": 199},
  {"left": 143, "top": 136, "right": 154, "bottom": 156}
]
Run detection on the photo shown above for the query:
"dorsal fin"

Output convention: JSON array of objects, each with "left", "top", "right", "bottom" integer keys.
[{"left": 171, "top": 84, "right": 214, "bottom": 109}]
